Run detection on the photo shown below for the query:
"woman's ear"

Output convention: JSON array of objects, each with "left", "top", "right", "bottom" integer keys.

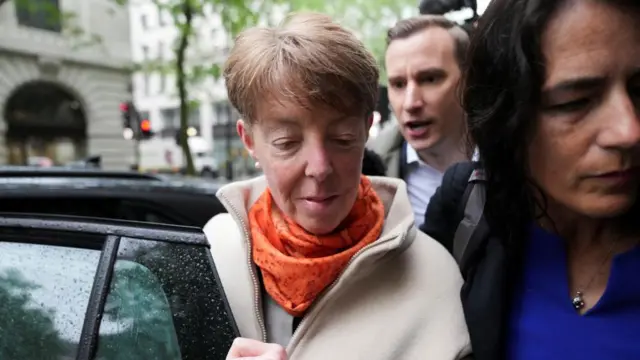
[{"left": 237, "top": 119, "right": 255, "bottom": 158}]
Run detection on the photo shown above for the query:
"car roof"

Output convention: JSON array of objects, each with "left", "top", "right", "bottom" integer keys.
[
  {"left": 0, "top": 166, "right": 164, "bottom": 180},
  {"left": 0, "top": 213, "right": 208, "bottom": 245},
  {"left": 0, "top": 167, "right": 225, "bottom": 195}
]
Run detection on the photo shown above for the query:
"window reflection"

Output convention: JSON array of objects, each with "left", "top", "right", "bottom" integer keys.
[
  {"left": 95, "top": 260, "right": 182, "bottom": 360},
  {"left": 96, "top": 237, "right": 236, "bottom": 359},
  {"left": 0, "top": 242, "right": 100, "bottom": 359}
]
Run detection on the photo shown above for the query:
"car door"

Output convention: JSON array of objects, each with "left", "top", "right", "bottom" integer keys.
[{"left": 0, "top": 214, "right": 238, "bottom": 360}]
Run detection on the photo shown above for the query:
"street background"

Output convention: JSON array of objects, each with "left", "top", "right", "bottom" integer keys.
[{"left": 0, "top": 0, "right": 488, "bottom": 181}]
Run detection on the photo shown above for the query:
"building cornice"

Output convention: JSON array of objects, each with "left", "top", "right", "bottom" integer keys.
[{"left": 0, "top": 27, "right": 132, "bottom": 72}]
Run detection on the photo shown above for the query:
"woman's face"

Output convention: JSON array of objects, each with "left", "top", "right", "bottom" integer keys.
[
  {"left": 238, "top": 98, "right": 371, "bottom": 235},
  {"left": 528, "top": 0, "right": 640, "bottom": 218}
]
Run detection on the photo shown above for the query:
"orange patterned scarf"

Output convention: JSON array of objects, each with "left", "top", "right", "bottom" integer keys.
[{"left": 249, "top": 176, "right": 384, "bottom": 317}]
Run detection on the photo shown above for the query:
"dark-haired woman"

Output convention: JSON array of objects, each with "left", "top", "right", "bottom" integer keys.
[{"left": 421, "top": 0, "right": 640, "bottom": 359}]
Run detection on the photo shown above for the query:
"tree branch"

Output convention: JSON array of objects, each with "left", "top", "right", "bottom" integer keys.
[{"left": 176, "top": 0, "right": 195, "bottom": 176}]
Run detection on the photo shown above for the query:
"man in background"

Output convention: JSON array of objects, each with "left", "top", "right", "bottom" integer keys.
[{"left": 368, "top": 15, "right": 470, "bottom": 227}]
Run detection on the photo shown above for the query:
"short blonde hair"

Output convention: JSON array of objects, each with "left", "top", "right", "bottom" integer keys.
[{"left": 224, "top": 12, "right": 380, "bottom": 124}]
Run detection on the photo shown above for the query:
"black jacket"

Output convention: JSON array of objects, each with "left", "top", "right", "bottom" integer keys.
[
  {"left": 420, "top": 161, "right": 511, "bottom": 360},
  {"left": 362, "top": 149, "right": 388, "bottom": 177}
]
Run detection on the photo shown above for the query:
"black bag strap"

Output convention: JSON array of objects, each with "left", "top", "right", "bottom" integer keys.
[
  {"left": 452, "top": 168, "right": 486, "bottom": 265},
  {"left": 399, "top": 141, "right": 408, "bottom": 180}
]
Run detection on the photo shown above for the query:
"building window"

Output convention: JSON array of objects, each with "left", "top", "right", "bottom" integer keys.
[
  {"left": 157, "top": 6, "right": 166, "bottom": 27},
  {"left": 143, "top": 75, "right": 150, "bottom": 96},
  {"left": 15, "top": 0, "right": 62, "bottom": 32},
  {"left": 157, "top": 42, "right": 166, "bottom": 93},
  {"left": 188, "top": 107, "right": 201, "bottom": 131},
  {"left": 213, "top": 102, "right": 234, "bottom": 124},
  {"left": 157, "top": 42, "right": 164, "bottom": 61},
  {"left": 142, "top": 45, "right": 150, "bottom": 61},
  {"left": 141, "top": 46, "right": 150, "bottom": 95},
  {"left": 158, "top": 74, "right": 166, "bottom": 94},
  {"left": 160, "top": 108, "right": 179, "bottom": 132},
  {"left": 141, "top": 14, "right": 148, "bottom": 30}
]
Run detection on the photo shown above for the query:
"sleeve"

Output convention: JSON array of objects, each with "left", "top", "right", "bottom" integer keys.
[{"left": 419, "top": 162, "right": 475, "bottom": 254}]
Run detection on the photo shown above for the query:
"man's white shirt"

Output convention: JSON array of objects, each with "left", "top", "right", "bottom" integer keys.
[
  {"left": 405, "top": 145, "right": 444, "bottom": 228},
  {"left": 405, "top": 146, "right": 479, "bottom": 227}
]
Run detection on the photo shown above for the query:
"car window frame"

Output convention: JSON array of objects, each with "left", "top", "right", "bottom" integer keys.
[
  {"left": 0, "top": 213, "right": 239, "bottom": 360},
  {"left": 0, "top": 188, "right": 225, "bottom": 227}
]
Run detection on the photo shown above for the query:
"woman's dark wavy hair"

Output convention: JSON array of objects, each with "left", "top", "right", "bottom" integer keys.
[{"left": 464, "top": 0, "right": 640, "bottom": 245}]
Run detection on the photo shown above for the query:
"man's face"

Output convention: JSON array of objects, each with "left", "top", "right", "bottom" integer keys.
[{"left": 385, "top": 27, "right": 465, "bottom": 154}]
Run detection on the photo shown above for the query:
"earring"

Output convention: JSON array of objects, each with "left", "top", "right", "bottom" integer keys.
[{"left": 255, "top": 161, "right": 261, "bottom": 169}]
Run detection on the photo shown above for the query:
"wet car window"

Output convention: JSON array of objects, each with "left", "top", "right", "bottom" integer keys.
[
  {"left": 96, "top": 238, "right": 236, "bottom": 359},
  {"left": 95, "top": 260, "right": 182, "bottom": 359},
  {"left": 0, "top": 242, "right": 101, "bottom": 359}
]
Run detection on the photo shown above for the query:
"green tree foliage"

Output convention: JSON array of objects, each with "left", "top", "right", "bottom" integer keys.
[
  {"left": 284, "top": 0, "right": 416, "bottom": 82},
  {"left": 142, "top": 0, "right": 284, "bottom": 176},
  {"left": 135, "top": 0, "right": 416, "bottom": 176},
  {"left": 0, "top": 269, "right": 69, "bottom": 360}
]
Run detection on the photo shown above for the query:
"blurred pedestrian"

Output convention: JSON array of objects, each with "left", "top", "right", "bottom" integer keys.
[
  {"left": 205, "top": 12, "right": 471, "bottom": 360},
  {"left": 368, "top": 15, "right": 472, "bottom": 227},
  {"left": 423, "top": 0, "right": 640, "bottom": 359}
]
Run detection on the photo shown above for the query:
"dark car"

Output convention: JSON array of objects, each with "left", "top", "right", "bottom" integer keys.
[
  {"left": 0, "top": 168, "right": 239, "bottom": 360},
  {"left": 0, "top": 167, "right": 228, "bottom": 227}
]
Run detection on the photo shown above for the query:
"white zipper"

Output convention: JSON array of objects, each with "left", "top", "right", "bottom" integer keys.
[
  {"left": 286, "top": 230, "right": 407, "bottom": 355},
  {"left": 218, "top": 193, "right": 268, "bottom": 342}
]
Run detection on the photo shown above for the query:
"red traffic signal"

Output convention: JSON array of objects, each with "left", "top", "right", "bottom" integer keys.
[
  {"left": 140, "top": 119, "right": 151, "bottom": 132},
  {"left": 119, "top": 102, "right": 129, "bottom": 112},
  {"left": 139, "top": 118, "right": 152, "bottom": 139}
]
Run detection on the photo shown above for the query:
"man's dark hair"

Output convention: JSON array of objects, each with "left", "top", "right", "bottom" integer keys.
[{"left": 387, "top": 15, "right": 470, "bottom": 68}]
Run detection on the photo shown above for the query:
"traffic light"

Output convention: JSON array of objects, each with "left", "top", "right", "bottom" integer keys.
[
  {"left": 120, "top": 102, "right": 131, "bottom": 129},
  {"left": 120, "top": 102, "right": 134, "bottom": 140},
  {"left": 120, "top": 101, "right": 153, "bottom": 140},
  {"left": 140, "top": 118, "right": 152, "bottom": 139}
]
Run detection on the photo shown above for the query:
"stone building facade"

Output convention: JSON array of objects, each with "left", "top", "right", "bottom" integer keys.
[{"left": 0, "top": 0, "right": 134, "bottom": 169}]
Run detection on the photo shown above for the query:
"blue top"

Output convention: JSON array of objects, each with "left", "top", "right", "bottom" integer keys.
[{"left": 507, "top": 225, "right": 640, "bottom": 360}]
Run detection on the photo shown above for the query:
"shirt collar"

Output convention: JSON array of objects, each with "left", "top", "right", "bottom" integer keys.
[
  {"left": 408, "top": 145, "right": 481, "bottom": 164},
  {"left": 472, "top": 147, "right": 480, "bottom": 161},
  {"left": 406, "top": 144, "right": 421, "bottom": 165}
]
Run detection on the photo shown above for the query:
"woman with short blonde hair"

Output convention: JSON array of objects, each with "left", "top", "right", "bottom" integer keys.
[{"left": 205, "top": 12, "right": 471, "bottom": 360}]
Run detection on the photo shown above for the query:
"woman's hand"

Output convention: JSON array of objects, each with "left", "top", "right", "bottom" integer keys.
[{"left": 226, "top": 338, "right": 288, "bottom": 360}]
